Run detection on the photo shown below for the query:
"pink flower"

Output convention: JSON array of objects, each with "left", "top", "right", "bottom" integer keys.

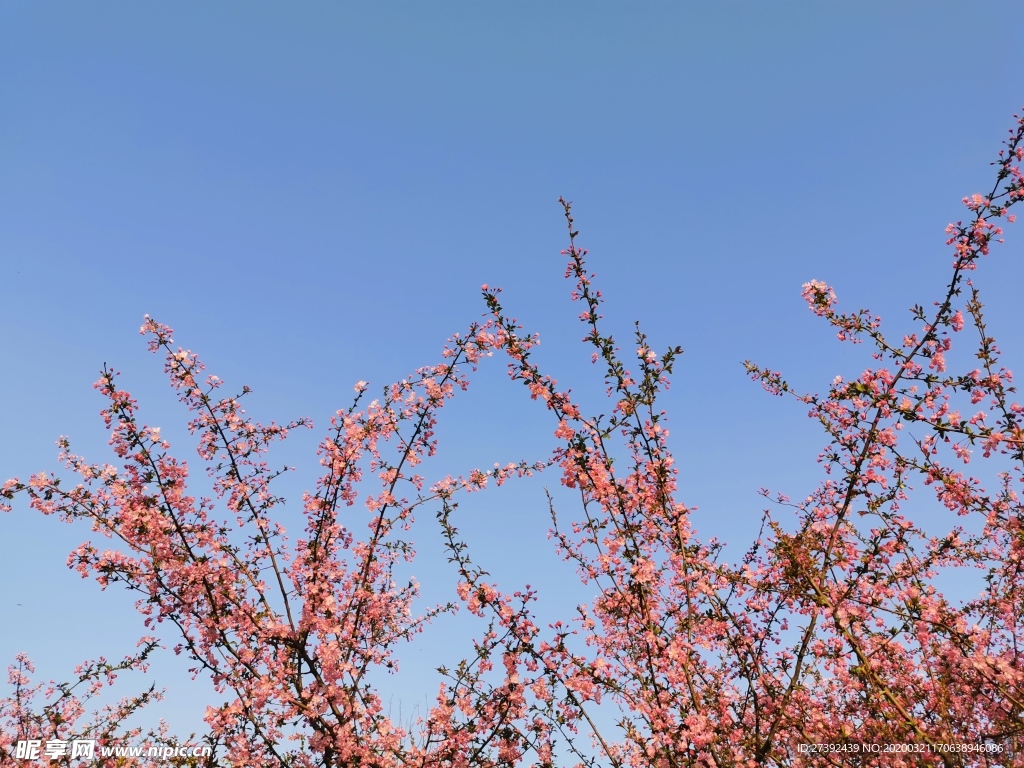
[{"left": 801, "top": 279, "right": 837, "bottom": 317}]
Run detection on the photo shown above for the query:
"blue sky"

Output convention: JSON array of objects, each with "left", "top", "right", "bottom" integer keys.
[{"left": 2, "top": 2, "right": 1023, "bottom": 747}]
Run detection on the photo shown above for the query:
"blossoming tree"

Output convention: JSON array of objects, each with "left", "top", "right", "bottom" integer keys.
[{"left": 3, "top": 110, "right": 1024, "bottom": 767}]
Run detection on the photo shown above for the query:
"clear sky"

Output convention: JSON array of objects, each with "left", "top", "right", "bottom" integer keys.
[{"left": 2, "top": 2, "right": 1022, "bottom": 747}]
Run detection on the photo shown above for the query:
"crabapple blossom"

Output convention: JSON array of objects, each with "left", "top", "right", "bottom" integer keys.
[{"left": 4, "top": 109, "right": 1024, "bottom": 767}]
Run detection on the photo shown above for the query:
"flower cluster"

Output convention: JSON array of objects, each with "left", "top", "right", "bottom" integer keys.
[{"left": 4, "top": 109, "right": 1024, "bottom": 767}]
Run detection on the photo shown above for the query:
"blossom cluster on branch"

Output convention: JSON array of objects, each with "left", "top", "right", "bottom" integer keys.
[{"left": 3, "top": 110, "right": 1024, "bottom": 767}]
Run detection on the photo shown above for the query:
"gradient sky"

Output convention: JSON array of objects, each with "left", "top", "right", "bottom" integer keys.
[{"left": 2, "top": 2, "right": 1022, "bottom": 747}]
